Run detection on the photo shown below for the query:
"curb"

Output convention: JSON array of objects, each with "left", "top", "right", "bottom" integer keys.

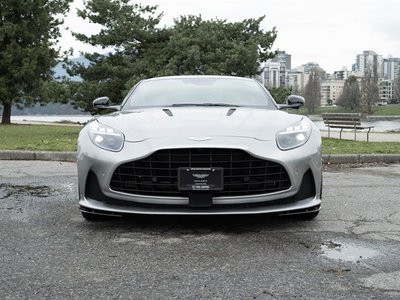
[
  {"left": 0, "top": 150, "right": 76, "bottom": 162},
  {"left": 322, "top": 154, "right": 400, "bottom": 164},
  {"left": 1, "top": 150, "right": 400, "bottom": 165}
]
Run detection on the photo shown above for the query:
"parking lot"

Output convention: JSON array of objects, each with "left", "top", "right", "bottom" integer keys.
[{"left": 1, "top": 161, "right": 400, "bottom": 299}]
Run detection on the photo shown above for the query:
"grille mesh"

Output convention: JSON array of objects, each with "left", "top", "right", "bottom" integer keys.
[{"left": 110, "top": 148, "right": 291, "bottom": 197}]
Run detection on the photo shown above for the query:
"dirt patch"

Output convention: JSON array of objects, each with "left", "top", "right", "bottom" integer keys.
[{"left": 0, "top": 183, "right": 54, "bottom": 199}]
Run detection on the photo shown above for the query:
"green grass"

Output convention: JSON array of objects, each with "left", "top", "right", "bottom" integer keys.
[
  {"left": 322, "top": 138, "right": 400, "bottom": 154},
  {"left": 0, "top": 124, "right": 81, "bottom": 152},
  {"left": 372, "top": 105, "right": 400, "bottom": 116},
  {"left": 1, "top": 124, "right": 400, "bottom": 154}
]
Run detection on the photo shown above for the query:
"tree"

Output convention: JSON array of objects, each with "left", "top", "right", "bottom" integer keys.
[
  {"left": 338, "top": 75, "right": 361, "bottom": 109},
  {"left": 269, "top": 86, "right": 292, "bottom": 104},
  {"left": 361, "top": 56, "right": 379, "bottom": 115},
  {"left": 0, "top": 0, "right": 72, "bottom": 124},
  {"left": 304, "top": 68, "right": 322, "bottom": 113},
  {"left": 66, "top": 0, "right": 165, "bottom": 112},
  {"left": 68, "top": 0, "right": 277, "bottom": 112},
  {"left": 158, "top": 16, "right": 276, "bottom": 77},
  {"left": 393, "top": 76, "right": 400, "bottom": 103}
]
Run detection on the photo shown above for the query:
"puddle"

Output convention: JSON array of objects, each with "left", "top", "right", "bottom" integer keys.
[
  {"left": 0, "top": 183, "right": 54, "bottom": 199},
  {"left": 320, "top": 240, "right": 380, "bottom": 263}
]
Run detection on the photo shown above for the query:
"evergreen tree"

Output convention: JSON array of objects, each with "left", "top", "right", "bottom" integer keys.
[
  {"left": 269, "top": 87, "right": 292, "bottom": 104},
  {"left": 68, "top": 0, "right": 277, "bottom": 112},
  {"left": 338, "top": 75, "right": 361, "bottom": 109},
  {"left": 0, "top": 0, "right": 72, "bottom": 124},
  {"left": 66, "top": 0, "right": 165, "bottom": 112},
  {"left": 304, "top": 68, "right": 322, "bottom": 113}
]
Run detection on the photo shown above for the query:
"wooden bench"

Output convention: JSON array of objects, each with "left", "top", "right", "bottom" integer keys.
[{"left": 322, "top": 113, "right": 374, "bottom": 142}]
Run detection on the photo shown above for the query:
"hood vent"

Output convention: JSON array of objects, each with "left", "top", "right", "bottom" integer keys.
[
  {"left": 226, "top": 108, "right": 236, "bottom": 116},
  {"left": 162, "top": 108, "right": 173, "bottom": 117}
]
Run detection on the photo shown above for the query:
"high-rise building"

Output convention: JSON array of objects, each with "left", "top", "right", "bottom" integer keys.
[
  {"left": 352, "top": 50, "right": 383, "bottom": 78},
  {"left": 260, "top": 62, "right": 281, "bottom": 88},
  {"left": 260, "top": 50, "right": 292, "bottom": 88},
  {"left": 272, "top": 50, "right": 292, "bottom": 70},
  {"left": 332, "top": 67, "right": 351, "bottom": 80},
  {"left": 287, "top": 66, "right": 308, "bottom": 93},
  {"left": 383, "top": 57, "right": 400, "bottom": 80},
  {"left": 350, "top": 51, "right": 400, "bottom": 102},
  {"left": 287, "top": 62, "right": 323, "bottom": 93},
  {"left": 302, "top": 62, "right": 321, "bottom": 74}
]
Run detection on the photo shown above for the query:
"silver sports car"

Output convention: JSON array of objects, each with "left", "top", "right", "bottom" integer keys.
[{"left": 77, "top": 76, "right": 322, "bottom": 221}]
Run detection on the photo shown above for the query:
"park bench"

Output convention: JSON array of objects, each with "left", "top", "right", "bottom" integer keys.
[{"left": 322, "top": 113, "right": 374, "bottom": 142}]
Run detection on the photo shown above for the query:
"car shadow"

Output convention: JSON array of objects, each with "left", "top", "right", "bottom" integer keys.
[{"left": 79, "top": 213, "right": 316, "bottom": 235}]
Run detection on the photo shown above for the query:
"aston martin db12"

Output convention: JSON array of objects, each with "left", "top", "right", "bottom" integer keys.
[{"left": 77, "top": 76, "right": 322, "bottom": 221}]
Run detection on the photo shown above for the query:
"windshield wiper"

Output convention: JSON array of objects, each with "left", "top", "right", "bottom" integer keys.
[{"left": 171, "top": 103, "right": 240, "bottom": 107}]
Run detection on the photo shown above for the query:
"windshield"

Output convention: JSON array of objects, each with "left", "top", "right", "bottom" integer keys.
[{"left": 121, "top": 77, "right": 276, "bottom": 110}]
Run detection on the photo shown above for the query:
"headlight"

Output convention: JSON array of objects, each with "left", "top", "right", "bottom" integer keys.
[
  {"left": 276, "top": 118, "right": 312, "bottom": 150},
  {"left": 88, "top": 121, "right": 124, "bottom": 152}
]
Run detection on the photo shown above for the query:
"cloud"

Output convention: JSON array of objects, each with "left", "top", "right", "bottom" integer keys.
[{"left": 61, "top": 0, "right": 400, "bottom": 73}]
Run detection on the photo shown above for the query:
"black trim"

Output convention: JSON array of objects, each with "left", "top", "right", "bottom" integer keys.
[{"left": 85, "top": 169, "right": 316, "bottom": 211}]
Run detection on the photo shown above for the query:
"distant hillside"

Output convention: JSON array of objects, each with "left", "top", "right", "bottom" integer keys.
[
  {"left": 53, "top": 56, "right": 90, "bottom": 81},
  {"left": 0, "top": 102, "right": 89, "bottom": 116},
  {"left": 1, "top": 57, "right": 93, "bottom": 116}
]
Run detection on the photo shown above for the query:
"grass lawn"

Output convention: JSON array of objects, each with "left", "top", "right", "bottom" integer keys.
[
  {"left": 372, "top": 105, "right": 400, "bottom": 116},
  {"left": 322, "top": 138, "right": 400, "bottom": 154},
  {"left": 1, "top": 124, "right": 400, "bottom": 154},
  {"left": 0, "top": 124, "right": 81, "bottom": 152}
]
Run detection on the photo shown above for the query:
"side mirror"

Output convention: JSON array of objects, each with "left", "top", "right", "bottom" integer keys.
[
  {"left": 93, "top": 96, "right": 110, "bottom": 109},
  {"left": 277, "top": 95, "right": 305, "bottom": 110},
  {"left": 93, "top": 96, "right": 120, "bottom": 111},
  {"left": 287, "top": 95, "right": 305, "bottom": 107}
]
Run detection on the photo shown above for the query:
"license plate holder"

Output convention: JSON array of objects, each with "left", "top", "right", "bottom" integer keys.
[{"left": 178, "top": 167, "right": 223, "bottom": 191}]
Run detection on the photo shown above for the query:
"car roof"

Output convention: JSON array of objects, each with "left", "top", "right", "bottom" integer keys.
[{"left": 141, "top": 75, "right": 256, "bottom": 83}]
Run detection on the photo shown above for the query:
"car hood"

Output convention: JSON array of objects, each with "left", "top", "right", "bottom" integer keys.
[{"left": 96, "top": 107, "right": 304, "bottom": 142}]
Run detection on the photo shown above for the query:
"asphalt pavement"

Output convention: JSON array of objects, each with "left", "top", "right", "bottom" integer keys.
[{"left": 1, "top": 161, "right": 400, "bottom": 299}]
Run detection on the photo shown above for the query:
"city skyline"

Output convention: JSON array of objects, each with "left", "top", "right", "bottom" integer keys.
[
  {"left": 261, "top": 49, "right": 400, "bottom": 106},
  {"left": 61, "top": 0, "right": 400, "bottom": 74}
]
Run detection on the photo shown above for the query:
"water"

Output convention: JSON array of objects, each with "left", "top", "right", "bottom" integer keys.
[
  {"left": 10, "top": 115, "right": 400, "bottom": 133},
  {"left": 320, "top": 240, "right": 380, "bottom": 263},
  {"left": 313, "top": 120, "right": 400, "bottom": 133},
  {"left": 11, "top": 115, "right": 93, "bottom": 124}
]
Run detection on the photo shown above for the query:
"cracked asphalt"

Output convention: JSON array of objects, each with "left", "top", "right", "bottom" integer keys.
[{"left": 1, "top": 161, "right": 400, "bottom": 299}]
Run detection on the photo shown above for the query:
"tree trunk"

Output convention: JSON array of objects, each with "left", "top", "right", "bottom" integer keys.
[{"left": 1, "top": 102, "right": 11, "bottom": 124}]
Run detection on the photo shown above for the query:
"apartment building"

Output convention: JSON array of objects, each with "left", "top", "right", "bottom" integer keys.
[
  {"left": 383, "top": 57, "right": 400, "bottom": 81},
  {"left": 321, "top": 79, "right": 345, "bottom": 106},
  {"left": 258, "top": 49, "right": 400, "bottom": 104},
  {"left": 286, "top": 62, "right": 321, "bottom": 93},
  {"left": 379, "top": 80, "right": 393, "bottom": 103},
  {"left": 352, "top": 50, "right": 383, "bottom": 78},
  {"left": 260, "top": 50, "right": 291, "bottom": 88}
]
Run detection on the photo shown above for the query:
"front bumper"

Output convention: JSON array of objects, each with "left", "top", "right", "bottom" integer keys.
[
  {"left": 80, "top": 196, "right": 321, "bottom": 216},
  {"left": 77, "top": 130, "right": 322, "bottom": 216}
]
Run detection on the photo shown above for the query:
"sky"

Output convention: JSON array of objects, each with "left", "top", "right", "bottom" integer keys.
[{"left": 61, "top": 0, "right": 400, "bottom": 74}]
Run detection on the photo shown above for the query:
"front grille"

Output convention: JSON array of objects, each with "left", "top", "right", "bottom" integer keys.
[{"left": 110, "top": 148, "right": 291, "bottom": 197}]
